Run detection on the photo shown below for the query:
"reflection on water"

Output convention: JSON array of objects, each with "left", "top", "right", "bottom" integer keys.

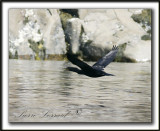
[{"left": 9, "top": 59, "right": 151, "bottom": 122}]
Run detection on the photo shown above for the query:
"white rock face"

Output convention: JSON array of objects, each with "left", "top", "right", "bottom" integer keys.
[
  {"left": 9, "top": 9, "right": 33, "bottom": 55},
  {"left": 124, "top": 40, "right": 151, "bottom": 62},
  {"left": 79, "top": 9, "right": 151, "bottom": 61},
  {"left": 9, "top": 9, "right": 66, "bottom": 56},
  {"left": 34, "top": 9, "right": 66, "bottom": 55},
  {"left": 9, "top": 9, "right": 151, "bottom": 62},
  {"left": 65, "top": 18, "right": 82, "bottom": 54},
  {"left": 9, "top": 9, "right": 24, "bottom": 38}
]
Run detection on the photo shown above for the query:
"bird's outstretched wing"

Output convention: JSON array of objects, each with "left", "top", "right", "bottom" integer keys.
[
  {"left": 67, "top": 53, "right": 95, "bottom": 72},
  {"left": 92, "top": 45, "right": 118, "bottom": 71}
]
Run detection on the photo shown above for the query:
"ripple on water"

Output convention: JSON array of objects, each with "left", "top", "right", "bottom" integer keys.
[{"left": 9, "top": 60, "right": 151, "bottom": 122}]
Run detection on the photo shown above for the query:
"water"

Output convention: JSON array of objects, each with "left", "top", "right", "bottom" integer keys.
[{"left": 9, "top": 59, "right": 151, "bottom": 122}]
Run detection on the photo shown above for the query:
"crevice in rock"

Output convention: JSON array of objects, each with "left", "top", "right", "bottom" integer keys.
[{"left": 60, "top": 9, "right": 79, "bottom": 18}]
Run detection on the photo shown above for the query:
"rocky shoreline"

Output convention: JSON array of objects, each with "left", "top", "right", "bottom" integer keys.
[{"left": 9, "top": 9, "right": 151, "bottom": 62}]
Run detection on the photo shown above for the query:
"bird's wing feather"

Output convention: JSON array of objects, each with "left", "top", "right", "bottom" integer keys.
[
  {"left": 92, "top": 45, "right": 118, "bottom": 70},
  {"left": 67, "top": 53, "right": 95, "bottom": 72}
]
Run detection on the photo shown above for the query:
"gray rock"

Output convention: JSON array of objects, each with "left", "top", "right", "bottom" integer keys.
[
  {"left": 9, "top": 9, "right": 151, "bottom": 62},
  {"left": 35, "top": 9, "right": 66, "bottom": 55},
  {"left": 9, "top": 9, "right": 66, "bottom": 58},
  {"left": 78, "top": 9, "right": 151, "bottom": 62},
  {"left": 65, "top": 18, "right": 82, "bottom": 54},
  {"left": 9, "top": 9, "right": 34, "bottom": 56}
]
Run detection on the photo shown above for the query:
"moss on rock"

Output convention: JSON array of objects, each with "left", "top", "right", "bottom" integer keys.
[
  {"left": 9, "top": 50, "right": 18, "bottom": 59},
  {"left": 9, "top": 51, "right": 13, "bottom": 59},
  {"left": 131, "top": 9, "right": 151, "bottom": 41},
  {"left": 114, "top": 43, "right": 136, "bottom": 62},
  {"left": 23, "top": 17, "right": 29, "bottom": 25},
  {"left": 131, "top": 9, "right": 151, "bottom": 26},
  {"left": 18, "top": 55, "right": 32, "bottom": 60},
  {"left": 59, "top": 11, "right": 73, "bottom": 30},
  {"left": 141, "top": 35, "right": 151, "bottom": 41},
  {"left": 46, "top": 54, "right": 66, "bottom": 60},
  {"left": 59, "top": 9, "right": 80, "bottom": 54},
  {"left": 14, "top": 50, "right": 18, "bottom": 59},
  {"left": 28, "top": 39, "right": 40, "bottom": 54},
  {"left": 28, "top": 39, "right": 46, "bottom": 60}
]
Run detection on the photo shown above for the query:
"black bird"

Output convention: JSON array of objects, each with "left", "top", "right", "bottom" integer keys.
[{"left": 66, "top": 45, "right": 118, "bottom": 77}]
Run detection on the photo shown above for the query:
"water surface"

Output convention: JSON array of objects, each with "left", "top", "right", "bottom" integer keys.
[{"left": 9, "top": 59, "right": 151, "bottom": 122}]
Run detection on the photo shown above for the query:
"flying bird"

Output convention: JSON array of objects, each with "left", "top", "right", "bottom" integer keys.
[{"left": 66, "top": 45, "right": 118, "bottom": 77}]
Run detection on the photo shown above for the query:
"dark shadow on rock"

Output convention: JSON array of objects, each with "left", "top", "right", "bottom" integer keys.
[{"left": 60, "top": 9, "right": 79, "bottom": 18}]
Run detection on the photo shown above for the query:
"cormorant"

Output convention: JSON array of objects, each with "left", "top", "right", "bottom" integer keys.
[{"left": 66, "top": 45, "right": 118, "bottom": 77}]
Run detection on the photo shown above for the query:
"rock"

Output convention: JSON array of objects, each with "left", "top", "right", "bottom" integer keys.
[
  {"left": 9, "top": 9, "right": 151, "bottom": 62},
  {"left": 9, "top": 9, "right": 34, "bottom": 56},
  {"left": 65, "top": 18, "right": 82, "bottom": 54},
  {"left": 35, "top": 9, "right": 66, "bottom": 55},
  {"left": 59, "top": 11, "right": 73, "bottom": 30},
  {"left": 77, "top": 9, "right": 151, "bottom": 62},
  {"left": 9, "top": 9, "right": 66, "bottom": 60},
  {"left": 17, "top": 44, "right": 33, "bottom": 58},
  {"left": 124, "top": 40, "right": 151, "bottom": 62},
  {"left": 9, "top": 9, "right": 24, "bottom": 38},
  {"left": 141, "top": 35, "right": 151, "bottom": 41},
  {"left": 79, "top": 9, "right": 146, "bottom": 47},
  {"left": 60, "top": 9, "right": 79, "bottom": 17}
]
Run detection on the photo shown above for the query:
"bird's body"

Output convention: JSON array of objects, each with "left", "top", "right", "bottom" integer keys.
[
  {"left": 67, "top": 67, "right": 113, "bottom": 77},
  {"left": 67, "top": 45, "right": 118, "bottom": 77}
]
